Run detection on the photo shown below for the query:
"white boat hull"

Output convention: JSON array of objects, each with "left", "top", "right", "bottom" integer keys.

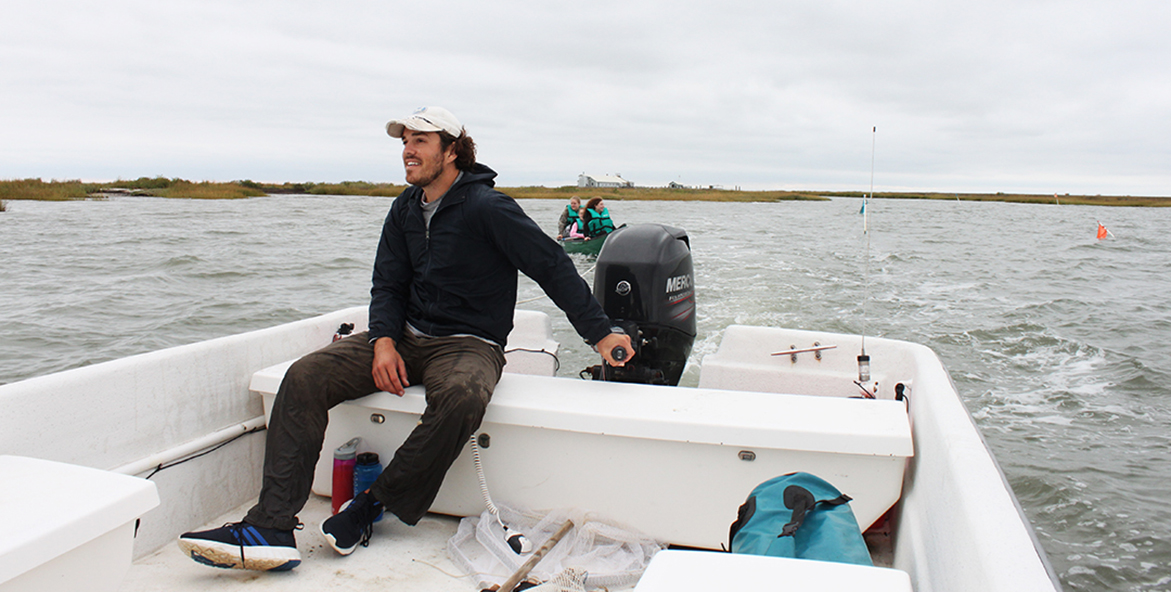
[{"left": 0, "top": 308, "right": 1061, "bottom": 591}]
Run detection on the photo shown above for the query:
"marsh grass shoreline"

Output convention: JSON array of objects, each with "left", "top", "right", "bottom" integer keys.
[{"left": 1, "top": 177, "right": 1167, "bottom": 207}]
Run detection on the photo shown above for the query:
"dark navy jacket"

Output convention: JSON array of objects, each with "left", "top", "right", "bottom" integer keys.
[{"left": 368, "top": 163, "right": 612, "bottom": 348}]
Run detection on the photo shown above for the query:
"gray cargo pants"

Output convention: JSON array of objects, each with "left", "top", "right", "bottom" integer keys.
[{"left": 244, "top": 329, "right": 505, "bottom": 530}]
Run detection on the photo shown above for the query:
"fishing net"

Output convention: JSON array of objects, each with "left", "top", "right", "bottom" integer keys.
[
  {"left": 525, "top": 567, "right": 588, "bottom": 592},
  {"left": 447, "top": 504, "right": 665, "bottom": 590}
]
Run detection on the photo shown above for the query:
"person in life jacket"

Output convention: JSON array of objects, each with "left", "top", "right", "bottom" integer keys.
[
  {"left": 584, "top": 197, "right": 616, "bottom": 238},
  {"left": 566, "top": 218, "right": 586, "bottom": 239},
  {"left": 573, "top": 209, "right": 592, "bottom": 239},
  {"left": 557, "top": 196, "right": 581, "bottom": 239}
]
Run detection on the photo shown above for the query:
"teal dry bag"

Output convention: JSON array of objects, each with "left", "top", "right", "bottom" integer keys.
[{"left": 728, "top": 472, "right": 873, "bottom": 566}]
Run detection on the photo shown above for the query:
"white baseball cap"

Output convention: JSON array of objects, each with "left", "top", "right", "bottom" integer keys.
[{"left": 385, "top": 106, "right": 463, "bottom": 138}]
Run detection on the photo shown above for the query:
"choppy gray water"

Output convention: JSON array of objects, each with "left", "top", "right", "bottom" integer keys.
[{"left": 2, "top": 195, "right": 1169, "bottom": 591}]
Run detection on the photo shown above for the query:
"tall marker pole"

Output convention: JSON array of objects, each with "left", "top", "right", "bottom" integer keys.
[{"left": 859, "top": 127, "right": 875, "bottom": 383}]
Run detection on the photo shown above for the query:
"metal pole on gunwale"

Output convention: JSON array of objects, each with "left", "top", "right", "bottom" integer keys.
[{"left": 859, "top": 127, "right": 875, "bottom": 383}]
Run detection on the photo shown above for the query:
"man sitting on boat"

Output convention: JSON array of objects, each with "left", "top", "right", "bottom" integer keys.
[
  {"left": 584, "top": 197, "right": 616, "bottom": 237},
  {"left": 556, "top": 195, "right": 581, "bottom": 239},
  {"left": 177, "top": 106, "right": 633, "bottom": 572}
]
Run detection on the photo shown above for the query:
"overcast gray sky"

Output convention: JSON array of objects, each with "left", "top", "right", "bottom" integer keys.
[{"left": 3, "top": 0, "right": 1168, "bottom": 195}]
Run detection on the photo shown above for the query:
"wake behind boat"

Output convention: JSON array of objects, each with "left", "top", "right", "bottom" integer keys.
[{"left": 0, "top": 224, "right": 1061, "bottom": 591}]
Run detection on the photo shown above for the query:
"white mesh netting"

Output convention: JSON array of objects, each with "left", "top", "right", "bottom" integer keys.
[
  {"left": 526, "top": 567, "right": 588, "bottom": 592},
  {"left": 447, "top": 505, "right": 666, "bottom": 590}
]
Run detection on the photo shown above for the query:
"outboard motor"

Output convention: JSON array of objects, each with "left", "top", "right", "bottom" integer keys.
[{"left": 586, "top": 224, "right": 696, "bottom": 385}]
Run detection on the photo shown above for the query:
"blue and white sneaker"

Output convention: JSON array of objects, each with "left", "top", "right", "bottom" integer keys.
[
  {"left": 320, "top": 491, "right": 383, "bottom": 555},
  {"left": 178, "top": 521, "right": 301, "bottom": 571}
]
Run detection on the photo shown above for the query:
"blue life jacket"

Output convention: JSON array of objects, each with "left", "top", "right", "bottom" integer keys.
[{"left": 729, "top": 472, "right": 873, "bottom": 566}]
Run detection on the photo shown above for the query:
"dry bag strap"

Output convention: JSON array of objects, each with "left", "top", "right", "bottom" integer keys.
[{"left": 779, "top": 485, "right": 853, "bottom": 537}]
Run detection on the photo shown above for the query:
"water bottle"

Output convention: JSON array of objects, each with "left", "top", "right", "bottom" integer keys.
[
  {"left": 353, "top": 452, "right": 384, "bottom": 522},
  {"left": 331, "top": 437, "right": 360, "bottom": 514}
]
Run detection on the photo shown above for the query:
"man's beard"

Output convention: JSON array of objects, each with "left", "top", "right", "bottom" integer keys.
[{"left": 405, "top": 156, "right": 445, "bottom": 187}]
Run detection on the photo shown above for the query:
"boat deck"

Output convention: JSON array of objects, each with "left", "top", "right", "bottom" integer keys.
[
  {"left": 125, "top": 492, "right": 894, "bottom": 591},
  {"left": 123, "top": 495, "right": 534, "bottom": 592}
]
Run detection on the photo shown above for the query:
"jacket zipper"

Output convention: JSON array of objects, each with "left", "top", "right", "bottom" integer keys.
[{"left": 422, "top": 198, "right": 435, "bottom": 322}]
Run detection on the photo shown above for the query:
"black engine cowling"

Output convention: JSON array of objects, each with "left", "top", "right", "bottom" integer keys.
[{"left": 588, "top": 223, "right": 696, "bottom": 385}]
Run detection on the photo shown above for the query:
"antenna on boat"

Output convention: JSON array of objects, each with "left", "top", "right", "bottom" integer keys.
[{"left": 858, "top": 126, "right": 875, "bottom": 383}]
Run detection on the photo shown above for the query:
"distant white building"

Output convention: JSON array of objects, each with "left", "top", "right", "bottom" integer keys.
[{"left": 578, "top": 173, "right": 633, "bottom": 188}]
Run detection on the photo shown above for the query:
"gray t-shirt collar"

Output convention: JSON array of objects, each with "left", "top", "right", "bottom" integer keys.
[{"left": 420, "top": 171, "right": 463, "bottom": 229}]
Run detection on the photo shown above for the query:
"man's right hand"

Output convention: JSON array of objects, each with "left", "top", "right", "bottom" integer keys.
[
  {"left": 596, "top": 331, "right": 634, "bottom": 367},
  {"left": 372, "top": 337, "right": 409, "bottom": 396}
]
